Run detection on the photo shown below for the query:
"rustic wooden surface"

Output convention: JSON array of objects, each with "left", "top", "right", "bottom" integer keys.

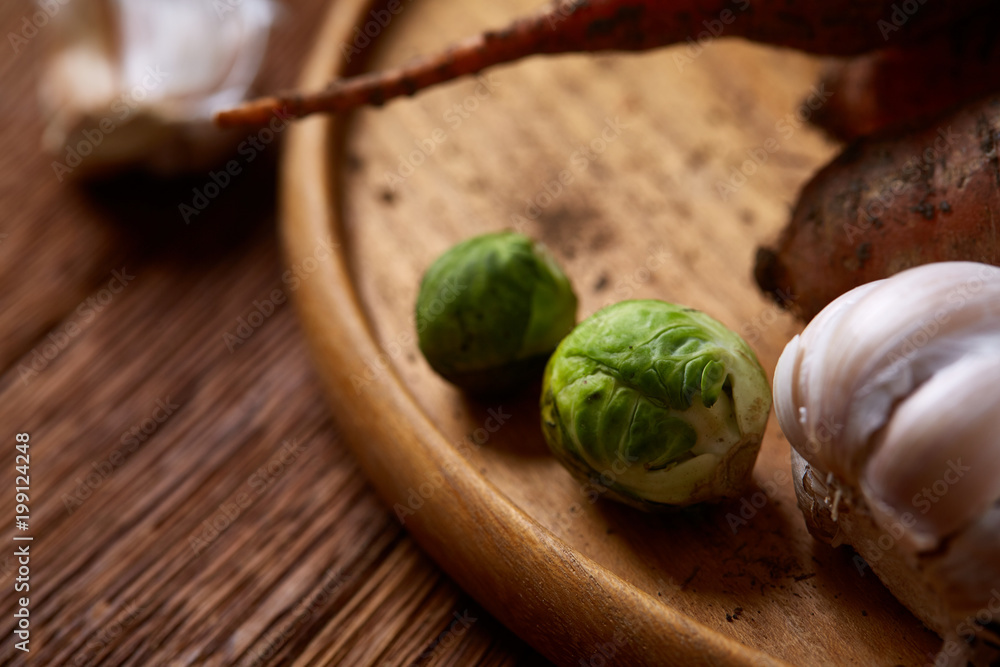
[
  {"left": 283, "top": 1, "right": 949, "bottom": 666},
  {"left": 0, "top": 0, "right": 545, "bottom": 665}
]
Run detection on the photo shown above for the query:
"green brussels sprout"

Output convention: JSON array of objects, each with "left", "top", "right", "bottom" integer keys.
[
  {"left": 541, "top": 299, "right": 771, "bottom": 510},
  {"left": 416, "top": 232, "right": 577, "bottom": 394}
]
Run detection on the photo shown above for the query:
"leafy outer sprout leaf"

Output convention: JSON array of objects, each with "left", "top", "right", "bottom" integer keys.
[{"left": 541, "top": 299, "right": 772, "bottom": 509}]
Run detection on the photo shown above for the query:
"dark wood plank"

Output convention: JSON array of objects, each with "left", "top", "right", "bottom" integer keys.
[{"left": 0, "top": 0, "right": 546, "bottom": 664}]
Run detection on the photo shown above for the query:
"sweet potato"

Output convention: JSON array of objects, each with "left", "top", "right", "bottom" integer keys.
[
  {"left": 809, "top": 5, "right": 1000, "bottom": 142},
  {"left": 755, "top": 93, "right": 1000, "bottom": 322},
  {"left": 217, "top": 0, "right": 990, "bottom": 127}
]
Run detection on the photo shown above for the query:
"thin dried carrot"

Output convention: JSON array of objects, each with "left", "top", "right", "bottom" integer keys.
[{"left": 217, "top": 0, "right": 989, "bottom": 127}]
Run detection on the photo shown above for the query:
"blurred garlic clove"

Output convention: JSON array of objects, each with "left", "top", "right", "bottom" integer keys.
[
  {"left": 863, "top": 354, "right": 1000, "bottom": 554},
  {"left": 40, "top": 0, "right": 276, "bottom": 178},
  {"left": 774, "top": 261, "right": 1000, "bottom": 666}
]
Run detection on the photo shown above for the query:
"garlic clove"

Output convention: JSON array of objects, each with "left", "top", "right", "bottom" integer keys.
[
  {"left": 773, "top": 279, "right": 881, "bottom": 476},
  {"left": 40, "top": 0, "right": 276, "bottom": 177},
  {"left": 926, "top": 503, "right": 1000, "bottom": 620},
  {"left": 863, "top": 353, "right": 1000, "bottom": 553}
]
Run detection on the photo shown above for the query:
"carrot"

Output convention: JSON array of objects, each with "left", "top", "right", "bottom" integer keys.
[
  {"left": 755, "top": 92, "right": 1000, "bottom": 322},
  {"left": 217, "top": 0, "right": 990, "bottom": 127},
  {"left": 809, "top": 4, "right": 1000, "bottom": 142}
]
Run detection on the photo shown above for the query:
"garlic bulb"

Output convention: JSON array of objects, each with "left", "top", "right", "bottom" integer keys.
[
  {"left": 40, "top": 0, "right": 275, "bottom": 178},
  {"left": 773, "top": 261, "right": 1000, "bottom": 667}
]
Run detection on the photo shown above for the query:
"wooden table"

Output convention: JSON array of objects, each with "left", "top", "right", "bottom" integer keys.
[{"left": 0, "top": 1, "right": 546, "bottom": 663}]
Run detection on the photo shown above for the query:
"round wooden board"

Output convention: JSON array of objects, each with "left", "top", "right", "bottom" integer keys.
[{"left": 281, "top": 0, "right": 941, "bottom": 664}]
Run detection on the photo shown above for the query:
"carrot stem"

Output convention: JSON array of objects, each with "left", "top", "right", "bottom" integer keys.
[{"left": 217, "top": 0, "right": 991, "bottom": 128}]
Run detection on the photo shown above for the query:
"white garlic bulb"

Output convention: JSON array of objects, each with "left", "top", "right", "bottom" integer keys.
[
  {"left": 774, "top": 261, "right": 1000, "bottom": 667},
  {"left": 40, "top": 0, "right": 275, "bottom": 178}
]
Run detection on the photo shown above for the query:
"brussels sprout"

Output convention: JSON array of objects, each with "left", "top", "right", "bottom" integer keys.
[
  {"left": 541, "top": 300, "right": 771, "bottom": 510},
  {"left": 416, "top": 232, "right": 577, "bottom": 394}
]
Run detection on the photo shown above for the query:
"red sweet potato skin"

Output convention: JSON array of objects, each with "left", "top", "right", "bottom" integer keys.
[
  {"left": 530, "top": 0, "right": 992, "bottom": 57},
  {"left": 755, "top": 94, "right": 1000, "bottom": 322},
  {"left": 810, "top": 5, "right": 1000, "bottom": 142}
]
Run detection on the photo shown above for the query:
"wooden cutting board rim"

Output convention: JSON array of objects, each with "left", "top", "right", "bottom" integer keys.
[{"left": 279, "top": 0, "right": 794, "bottom": 664}]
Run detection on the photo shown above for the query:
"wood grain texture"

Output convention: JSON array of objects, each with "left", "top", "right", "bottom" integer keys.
[
  {"left": 0, "top": 0, "right": 544, "bottom": 665},
  {"left": 284, "top": 0, "right": 945, "bottom": 666}
]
